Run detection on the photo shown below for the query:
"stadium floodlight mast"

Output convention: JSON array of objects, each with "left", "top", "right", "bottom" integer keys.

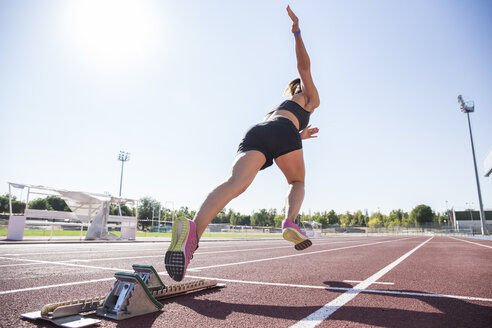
[
  {"left": 465, "top": 201, "right": 474, "bottom": 223},
  {"left": 457, "top": 95, "right": 487, "bottom": 235},
  {"left": 117, "top": 151, "right": 131, "bottom": 216},
  {"left": 445, "top": 200, "right": 450, "bottom": 226}
]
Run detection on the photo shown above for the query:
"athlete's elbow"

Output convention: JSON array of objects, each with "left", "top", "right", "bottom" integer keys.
[
  {"left": 311, "top": 97, "right": 320, "bottom": 109},
  {"left": 306, "top": 93, "right": 320, "bottom": 110}
]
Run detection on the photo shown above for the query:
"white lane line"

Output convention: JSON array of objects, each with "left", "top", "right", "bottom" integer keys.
[
  {"left": 0, "top": 239, "right": 372, "bottom": 267},
  {"left": 24, "top": 240, "right": 380, "bottom": 272},
  {"left": 60, "top": 239, "right": 370, "bottom": 263},
  {"left": 0, "top": 256, "right": 130, "bottom": 273},
  {"left": 3, "top": 264, "right": 491, "bottom": 305},
  {"left": 0, "top": 243, "right": 252, "bottom": 256},
  {"left": 58, "top": 246, "right": 294, "bottom": 263},
  {"left": 290, "top": 236, "right": 434, "bottom": 328},
  {"left": 184, "top": 275, "right": 492, "bottom": 303},
  {"left": 0, "top": 277, "right": 116, "bottom": 295},
  {"left": 343, "top": 280, "right": 394, "bottom": 285},
  {"left": 0, "top": 237, "right": 406, "bottom": 295},
  {"left": 191, "top": 237, "right": 416, "bottom": 271},
  {"left": 0, "top": 239, "right": 347, "bottom": 256},
  {"left": 2, "top": 248, "right": 166, "bottom": 256},
  {"left": 448, "top": 236, "right": 492, "bottom": 249},
  {"left": 0, "top": 263, "right": 45, "bottom": 268},
  {"left": 59, "top": 245, "right": 308, "bottom": 262},
  {"left": 0, "top": 239, "right": 296, "bottom": 255}
]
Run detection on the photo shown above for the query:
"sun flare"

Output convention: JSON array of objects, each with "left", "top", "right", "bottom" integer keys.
[{"left": 65, "top": 0, "right": 160, "bottom": 71}]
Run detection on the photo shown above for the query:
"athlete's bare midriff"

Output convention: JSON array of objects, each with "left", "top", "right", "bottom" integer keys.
[{"left": 264, "top": 109, "right": 300, "bottom": 130}]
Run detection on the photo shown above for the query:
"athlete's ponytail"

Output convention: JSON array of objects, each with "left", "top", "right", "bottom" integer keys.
[{"left": 284, "top": 78, "right": 302, "bottom": 96}]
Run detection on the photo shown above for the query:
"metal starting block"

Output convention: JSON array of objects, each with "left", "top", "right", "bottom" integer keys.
[
  {"left": 21, "top": 296, "right": 105, "bottom": 328},
  {"left": 21, "top": 264, "right": 226, "bottom": 327}
]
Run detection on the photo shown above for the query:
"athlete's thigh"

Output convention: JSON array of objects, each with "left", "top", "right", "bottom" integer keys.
[
  {"left": 231, "top": 150, "right": 266, "bottom": 185},
  {"left": 274, "top": 149, "right": 305, "bottom": 184}
]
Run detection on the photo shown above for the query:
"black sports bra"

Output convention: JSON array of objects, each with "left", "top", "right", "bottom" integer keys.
[{"left": 268, "top": 100, "right": 311, "bottom": 131}]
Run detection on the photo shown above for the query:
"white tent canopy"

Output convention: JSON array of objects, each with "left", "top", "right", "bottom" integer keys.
[
  {"left": 301, "top": 220, "right": 322, "bottom": 238},
  {"left": 6, "top": 182, "right": 138, "bottom": 241}
]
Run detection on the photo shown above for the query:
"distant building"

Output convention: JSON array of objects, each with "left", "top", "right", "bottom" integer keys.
[{"left": 450, "top": 210, "right": 492, "bottom": 234}]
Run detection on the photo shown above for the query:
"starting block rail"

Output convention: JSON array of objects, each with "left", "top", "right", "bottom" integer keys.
[{"left": 21, "top": 264, "right": 225, "bottom": 327}]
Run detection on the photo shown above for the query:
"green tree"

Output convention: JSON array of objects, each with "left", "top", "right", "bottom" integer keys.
[
  {"left": 226, "top": 209, "right": 252, "bottom": 226},
  {"left": 237, "top": 214, "right": 250, "bottom": 226},
  {"left": 250, "top": 209, "right": 274, "bottom": 227},
  {"left": 138, "top": 197, "right": 161, "bottom": 230},
  {"left": 109, "top": 204, "right": 134, "bottom": 216},
  {"left": 367, "top": 212, "right": 384, "bottom": 228},
  {"left": 273, "top": 214, "right": 284, "bottom": 228},
  {"left": 409, "top": 204, "right": 434, "bottom": 225},
  {"left": 28, "top": 198, "right": 52, "bottom": 210},
  {"left": 299, "top": 212, "right": 311, "bottom": 224},
  {"left": 326, "top": 210, "right": 339, "bottom": 225},
  {"left": 0, "top": 194, "right": 26, "bottom": 216},
  {"left": 387, "top": 209, "right": 406, "bottom": 227},
  {"left": 401, "top": 212, "right": 415, "bottom": 227},
  {"left": 339, "top": 211, "right": 353, "bottom": 227},
  {"left": 312, "top": 211, "right": 328, "bottom": 228},
  {"left": 160, "top": 208, "right": 173, "bottom": 221},
  {"left": 352, "top": 210, "right": 366, "bottom": 226},
  {"left": 212, "top": 209, "right": 228, "bottom": 223},
  {"left": 434, "top": 212, "right": 448, "bottom": 225},
  {"left": 25, "top": 196, "right": 71, "bottom": 212},
  {"left": 229, "top": 210, "right": 237, "bottom": 225},
  {"left": 46, "top": 196, "right": 71, "bottom": 212},
  {"left": 176, "top": 206, "right": 195, "bottom": 220}
]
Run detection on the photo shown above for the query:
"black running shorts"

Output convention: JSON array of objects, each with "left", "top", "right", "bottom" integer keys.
[{"left": 237, "top": 117, "right": 302, "bottom": 170}]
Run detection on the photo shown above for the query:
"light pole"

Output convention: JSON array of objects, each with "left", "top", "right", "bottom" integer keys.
[
  {"left": 458, "top": 95, "right": 487, "bottom": 235},
  {"left": 465, "top": 201, "right": 474, "bottom": 234},
  {"left": 445, "top": 201, "right": 450, "bottom": 227},
  {"left": 465, "top": 202, "right": 474, "bottom": 221},
  {"left": 117, "top": 151, "right": 130, "bottom": 216}
]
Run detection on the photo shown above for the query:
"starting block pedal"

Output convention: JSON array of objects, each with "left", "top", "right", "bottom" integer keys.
[
  {"left": 21, "top": 264, "right": 225, "bottom": 327},
  {"left": 21, "top": 296, "right": 105, "bottom": 328}
]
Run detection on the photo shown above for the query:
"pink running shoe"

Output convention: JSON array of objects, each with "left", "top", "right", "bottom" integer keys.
[
  {"left": 282, "top": 218, "right": 312, "bottom": 251},
  {"left": 165, "top": 217, "right": 198, "bottom": 281}
]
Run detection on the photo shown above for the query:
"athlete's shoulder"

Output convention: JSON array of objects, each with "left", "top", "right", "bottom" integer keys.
[{"left": 290, "top": 94, "right": 314, "bottom": 112}]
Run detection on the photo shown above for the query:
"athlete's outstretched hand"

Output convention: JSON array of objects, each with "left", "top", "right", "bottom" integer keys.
[
  {"left": 286, "top": 5, "right": 300, "bottom": 34},
  {"left": 300, "top": 125, "right": 319, "bottom": 140}
]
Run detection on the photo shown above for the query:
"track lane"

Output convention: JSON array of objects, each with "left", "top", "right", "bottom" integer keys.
[
  {"left": 289, "top": 237, "right": 433, "bottom": 327},
  {"left": 191, "top": 237, "right": 421, "bottom": 287},
  {"left": 448, "top": 236, "right": 492, "bottom": 249},
  {"left": 316, "top": 236, "right": 492, "bottom": 328},
  {"left": 0, "top": 237, "right": 389, "bottom": 291},
  {"left": 368, "top": 236, "right": 492, "bottom": 299},
  {"left": 1, "top": 236, "right": 491, "bottom": 327},
  {"left": 323, "top": 293, "right": 492, "bottom": 328}
]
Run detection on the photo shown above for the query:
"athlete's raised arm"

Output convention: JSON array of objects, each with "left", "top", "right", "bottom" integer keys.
[{"left": 287, "top": 5, "right": 320, "bottom": 112}]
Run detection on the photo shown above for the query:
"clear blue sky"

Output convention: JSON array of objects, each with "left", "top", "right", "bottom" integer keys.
[{"left": 1, "top": 0, "right": 491, "bottom": 215}]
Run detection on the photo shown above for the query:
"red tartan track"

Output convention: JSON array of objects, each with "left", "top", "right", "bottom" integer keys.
[{"left": 0, "top": 235, "right": 491, "bottom": 327}]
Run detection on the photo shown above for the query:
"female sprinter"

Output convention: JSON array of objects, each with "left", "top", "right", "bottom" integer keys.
[{"left": 165, "top": 6, "right": 320, "bottom": 281}]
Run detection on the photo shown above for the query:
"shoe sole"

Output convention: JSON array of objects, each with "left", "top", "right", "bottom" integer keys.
[
  {"left": 165, "top": 218, "right": 189, "bottom": 281},
  {"left": 282, "top": 228, "right": 312, "bottom": 251},
  {"left": 294, "top": 239, "right": 312, "bottom": 250},
  {"left": 165, "top": 251, "right": 185, "bottom": 281}
]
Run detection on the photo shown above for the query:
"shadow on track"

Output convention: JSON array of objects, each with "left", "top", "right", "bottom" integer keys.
[
  {"left": 329, "top": 289, "right": 492, "bottom": 328},
  {"left": 165, "top": 281, "right": 491, "bottom": 327},
  {"left": 321, "top": 281, "right": 492, "bottom": 327},
  {"left": 113, "top": 312, "right": 161, "bottom": 328},
  {"left": 170, "top": 298, "right": 323, "bottom": 321}
]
